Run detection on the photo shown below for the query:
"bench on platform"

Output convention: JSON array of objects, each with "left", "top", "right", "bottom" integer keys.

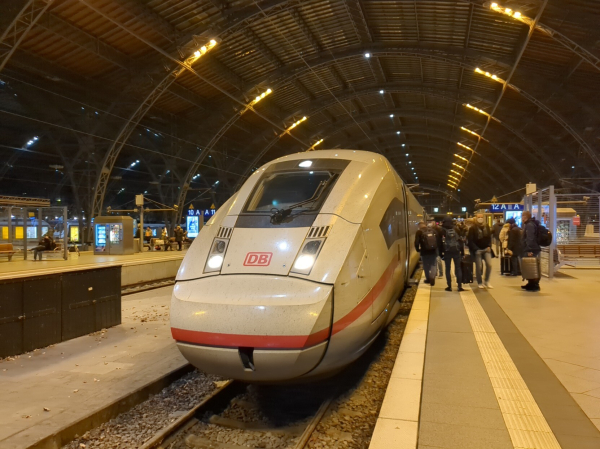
[
  {"left": 0, "top": 243, "right": 16, "bottom": 261},
  {"left": 557, "top": 245, "right": 600, "bottom": 259}
]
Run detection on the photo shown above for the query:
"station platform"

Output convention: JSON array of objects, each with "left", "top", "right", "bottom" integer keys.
[
  {"left": 0, "top": 250, "right": 185, "bottom": 286},
  {"left": 371, "top": 261, "right": 600, "bottom": 449},
  {"left": 0, "top": 285, "right": 186, "bottom": 449}
]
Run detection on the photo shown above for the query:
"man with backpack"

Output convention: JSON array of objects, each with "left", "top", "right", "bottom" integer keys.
[
  {"left": 468, "top": 213, "right": 494, "bottom": 289},
  {"left": 415, "top": 221, "right": 440, "bottom": 285},
  {"left": 440, "top": 216, "right": 464, "bottom": 292}
]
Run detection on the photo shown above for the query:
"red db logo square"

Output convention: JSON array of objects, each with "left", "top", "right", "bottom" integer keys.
[{"left": 243, "top": 252, "right": 272, "bottom": 266}]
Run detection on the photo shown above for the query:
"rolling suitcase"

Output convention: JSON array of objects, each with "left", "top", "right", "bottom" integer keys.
[
  {"left": 461, "top": 255, "right": 474, "bottom": 284},
  {"left": 521, "top": 256, "right": 540, "bottom": 280},
  {"left": 501, "top": 256, "right": 512, "bottom": 275}
]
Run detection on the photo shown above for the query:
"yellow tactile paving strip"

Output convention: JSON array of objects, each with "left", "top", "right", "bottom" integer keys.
[{"left": 460, "top": 286, "right": 562, "bottom": 449}]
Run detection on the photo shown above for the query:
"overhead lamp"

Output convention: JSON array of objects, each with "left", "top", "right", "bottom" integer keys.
[
  {"left": 408, "top": 161, "right": 412, "bottom": 164},
  {"left": 452, "top": 163, "right": 465, "bottom": 171},
  {"left": 289, "top": 116, "right": 308, "bottom": 129},
  {"left": 308, "top": 138, "right": 324, "bottom": 151},
  {"left": 402, "top": 144, "right": 406, "bottom": 147},
  {"left": 457, "top": 142, "right": 473, "bottom": 151},
  {"left": 474, "top": 67, "right": 505, "bottom": 84},
  {"left": 490, "top": 2, "right": 526, "bottom": 22},
  {"left": 380, "top": 90, "right": 384, "bottom": 94},
  {"left": 364, "top": 52, "right": 371, "bottom": 58},
  {"left": 251, "top": 88, "right": 273, "bottom": 106},
  {"left": 451, "top": 169, "right": 461, "bottom": 176},
  {"left": 448, "top": 184, "right": 456, "bottom": 189},
  {"left": 389, "top": 114, "right": 394, "bottom": 118},
  {"left": 454, "top": 153, "right": 469, "bottom": 162},
  {"left": 188, "top": 38, "right": 218, "bottom": 64},
  {"left": 460, "top": 126, "right": 482, "bottom": 138},
  {"left": 405, "top": 153, "right": 409, "bottom": 156},
  {"left": 396, "top": 131, "right": 400, "bottom": 135},
  {"left": 449, "top": 175, "right": 460, "bottom": 182}
]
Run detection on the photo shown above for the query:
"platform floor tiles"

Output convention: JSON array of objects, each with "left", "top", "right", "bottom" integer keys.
[
  {"left": 416, "top": 264, "right": 600, "bottom": 449},
  {"left": 0, "top": 285, "right": 186, "bottom": 449}
]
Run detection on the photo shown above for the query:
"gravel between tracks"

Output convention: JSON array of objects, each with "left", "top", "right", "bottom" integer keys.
[{"left": 63, "top": 371, "right": 222, "bottom": 449}]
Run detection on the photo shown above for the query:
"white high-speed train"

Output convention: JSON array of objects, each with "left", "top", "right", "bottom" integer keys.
[{"left": 171, "top": 150, "right": 423, "bottom": 382}]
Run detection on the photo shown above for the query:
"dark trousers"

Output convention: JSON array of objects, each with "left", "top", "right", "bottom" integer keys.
[
  {"left": 32, "top": 245, "right": 45, "bottom": 260},
  {"left": 422, "top": 253, "right": 437, "bottom": 283},
  {"left": 511, "top": 254, "right": 520, "bottom": 276},
  {"left": 444, "top": 251, "right": 462, "bottom": 287},
  {"left": 177, "top": 241, "right": 182, "bottom": 251}
]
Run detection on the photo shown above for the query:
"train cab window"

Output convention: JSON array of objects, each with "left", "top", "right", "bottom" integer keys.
[
  {"left": 379, "top": 198, "right": 405, "bottom": 249},
  {"left": 245, "top": 171, "right": 333, "bottom": 212}
]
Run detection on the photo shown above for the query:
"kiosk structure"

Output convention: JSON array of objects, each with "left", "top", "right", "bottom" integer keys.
[{"left": 94, "top": 216, "right": 134, "bottom": 255}]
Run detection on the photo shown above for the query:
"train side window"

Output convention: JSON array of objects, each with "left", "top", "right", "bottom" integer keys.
[{"left": 379, "top": 198, "right": 405, "bottom": 249}]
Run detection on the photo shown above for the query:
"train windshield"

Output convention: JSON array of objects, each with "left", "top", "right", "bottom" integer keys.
[{"left": 242, "top": 159, "right": 349, "bottom": 219}]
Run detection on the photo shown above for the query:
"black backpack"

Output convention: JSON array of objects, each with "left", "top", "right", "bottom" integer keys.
[
  {"left": 535, "top": 220, "right": 552, "bottom": 247},
  {"left": 444, "top": 228, "right": 460, "bottom": 252},
  {"left": 421, "top": 229, "right": 438, "bottom": 251}
]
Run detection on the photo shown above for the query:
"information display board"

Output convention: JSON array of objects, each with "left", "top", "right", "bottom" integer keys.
[{"left": 186, "top": 216, "right": 200, "bottom": 238}]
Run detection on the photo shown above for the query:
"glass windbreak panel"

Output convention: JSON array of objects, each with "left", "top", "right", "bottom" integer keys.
[{"left": 245, "top": 171, "right": 333, "bottom": 212}]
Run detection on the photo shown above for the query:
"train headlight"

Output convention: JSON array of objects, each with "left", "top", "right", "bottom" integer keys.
[
  {"left": 291, "top": 238, "right": 325, "bottom": 275},
  {"left": 207, "top": 255, "right": 224, "bottom": 269},
  {"left": 204, "top": 238, "right": 229, "bottom": 273}
]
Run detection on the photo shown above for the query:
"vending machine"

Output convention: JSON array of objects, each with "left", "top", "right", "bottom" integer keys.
[{"left": 94, "top": 216, "right": 134, "bottom": 255}]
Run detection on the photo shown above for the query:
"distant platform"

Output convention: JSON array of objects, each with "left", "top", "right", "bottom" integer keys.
[
  {"left": 0, "top": 250, "right": 186, "bottom": 285},
  {"left": 371, "top": 261, "right": 600, "bottom": 449}
]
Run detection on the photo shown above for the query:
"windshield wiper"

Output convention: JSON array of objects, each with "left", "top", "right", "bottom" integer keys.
[{"left": 270, "top": 173, "right": 339, "bottom": 224}]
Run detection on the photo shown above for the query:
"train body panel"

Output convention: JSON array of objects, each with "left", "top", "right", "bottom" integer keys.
[{"left": 171, "top": 149, "right": 424, "bottom": 382}]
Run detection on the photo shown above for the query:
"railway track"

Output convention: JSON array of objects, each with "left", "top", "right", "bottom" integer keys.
[{"left": 139, "top": 379, "right": 336, "bottom": 449}]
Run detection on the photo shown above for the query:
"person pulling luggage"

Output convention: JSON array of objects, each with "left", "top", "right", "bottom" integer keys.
[
  {"left": 440, "top": 216, "right": 464, "bottom": 292},
  {"left": 427, "top": 218, "right": 444, "bottom": 279},
  {"left": 521, "top": 211, "right": 541, "bottom": 291},
  {"left": 468, "top": 213, "right": 494, "bottom": 289},
  {"left": 415, "top": 221, "right": 440, "bottom": 285}
]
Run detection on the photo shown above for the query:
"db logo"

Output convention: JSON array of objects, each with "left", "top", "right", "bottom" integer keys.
[{"left": 243, "top": 252, "right": 272, "bottom": 266}]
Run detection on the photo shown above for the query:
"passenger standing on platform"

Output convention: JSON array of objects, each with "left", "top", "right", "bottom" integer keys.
[
  {"left": 521, "top": 211, "right": 541, "bottom": 291},
  {"left": 492, "top": 218, "right": 502, "bottom": 256},
  {"left": 161, "top": 227, "right": 170, "bottom": 251},
  {"left": 135, "top": 224, "right": 141, "bottom": 239},
  {"left": 144, "top": 227, "right": 153, "bottom": 245},
  {"left": 468, "top": 213, "right": 493, "bottom": 289},
  {"left": 174, "top": 225, "right": 186, "bottom": 251},
  {"left": 506, "top": 218, "right": 523, "bottom": 277},
  {"left": 499, "top": 220, "right": 511, "bottom": 257},
  {"left": 415, "top": 221, "right": 440, "bottom": 285},
  {"left": 440, "top": 217, "right": 464, "bottom": 292},
  {"left": 427, "top": 218, "right": 444, "bottom": 279}
]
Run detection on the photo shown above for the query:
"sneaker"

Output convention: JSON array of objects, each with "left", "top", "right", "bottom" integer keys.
[
  {"left": 484, "top": 282, "right": 494, "bottom": 289},
  {"left": 445, "top": 287, "right": 452, "bottom": 292},
  {"left": 478, "top": 283, "right": 485, "bottom": 289},
  {"left": 458, "top": 287, "right": 466, "bottom": 292}
]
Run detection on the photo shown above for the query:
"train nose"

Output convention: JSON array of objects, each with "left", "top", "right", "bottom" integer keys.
[{"left": 170, "top": 275, "right": 332, "bottom": 382}]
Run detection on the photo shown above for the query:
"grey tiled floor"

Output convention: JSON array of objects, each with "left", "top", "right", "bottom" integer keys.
[{"left": 418, "top": 290, "right": 513, "bottom": 449}]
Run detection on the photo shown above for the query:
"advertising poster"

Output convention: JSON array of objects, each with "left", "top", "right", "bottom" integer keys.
[
  {"left": 70, "top": 225, "right": 79, "bottom": 242},
  {"left": 186, "top": 215, "right": 199, "bottom": 238}
]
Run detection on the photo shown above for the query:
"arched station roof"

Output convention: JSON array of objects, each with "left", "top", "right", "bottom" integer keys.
[{"left": 1, "top": 0, "right": 599, "bottom": 217}]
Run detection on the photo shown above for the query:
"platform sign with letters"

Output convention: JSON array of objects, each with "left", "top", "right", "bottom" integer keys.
[
  {"left": 573, "top": 216, "right": 581, "bottom": 226},
  {"left": 489, "top": 203, "right": 524, "bottom": 212}
]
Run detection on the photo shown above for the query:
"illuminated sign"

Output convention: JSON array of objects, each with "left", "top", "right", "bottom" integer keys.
[
  {"left": 186, "top": 216, "right": 200, "bottom": 238},
  {"left": 70, "top": 225, "right": 79, "bottom": 242},
  {"left": 187, "top": 208, "right": 215, "bottom": 220},
  {"left": 489, "top": 203, "right": 523, "bottom": 211}
]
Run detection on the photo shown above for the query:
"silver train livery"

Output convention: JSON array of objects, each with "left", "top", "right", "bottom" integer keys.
[{"left": 171, "top": 150, "right": 424, "bottom": 382}]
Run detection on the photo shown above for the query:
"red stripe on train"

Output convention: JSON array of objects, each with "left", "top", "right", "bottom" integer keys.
[{"left": 172, "top": 257, "right": 400, "bottom": 349}]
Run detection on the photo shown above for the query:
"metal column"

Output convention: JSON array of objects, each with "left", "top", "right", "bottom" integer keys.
[
  {"left": 22, "top": 209, "right": 27, "bottom": 260},
  {"left": 63, "top": 206, "right": 68, "bottom": 260},
  {"left": 548, "top": 186, "right": 556, "bottom": 279},
  {"left": 37, "top": 207, "right": 42, "bottom": 240},
  {"left": 7, "top": 207, "right": 12, "bottom": 244}
]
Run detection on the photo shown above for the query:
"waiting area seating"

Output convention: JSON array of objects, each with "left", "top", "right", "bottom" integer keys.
[
  {"left": 0, "top": 243, "right": 16, "bottom": 261},
  {"left": 557, "top": 244, "right": 600, "bottom": 258}
]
